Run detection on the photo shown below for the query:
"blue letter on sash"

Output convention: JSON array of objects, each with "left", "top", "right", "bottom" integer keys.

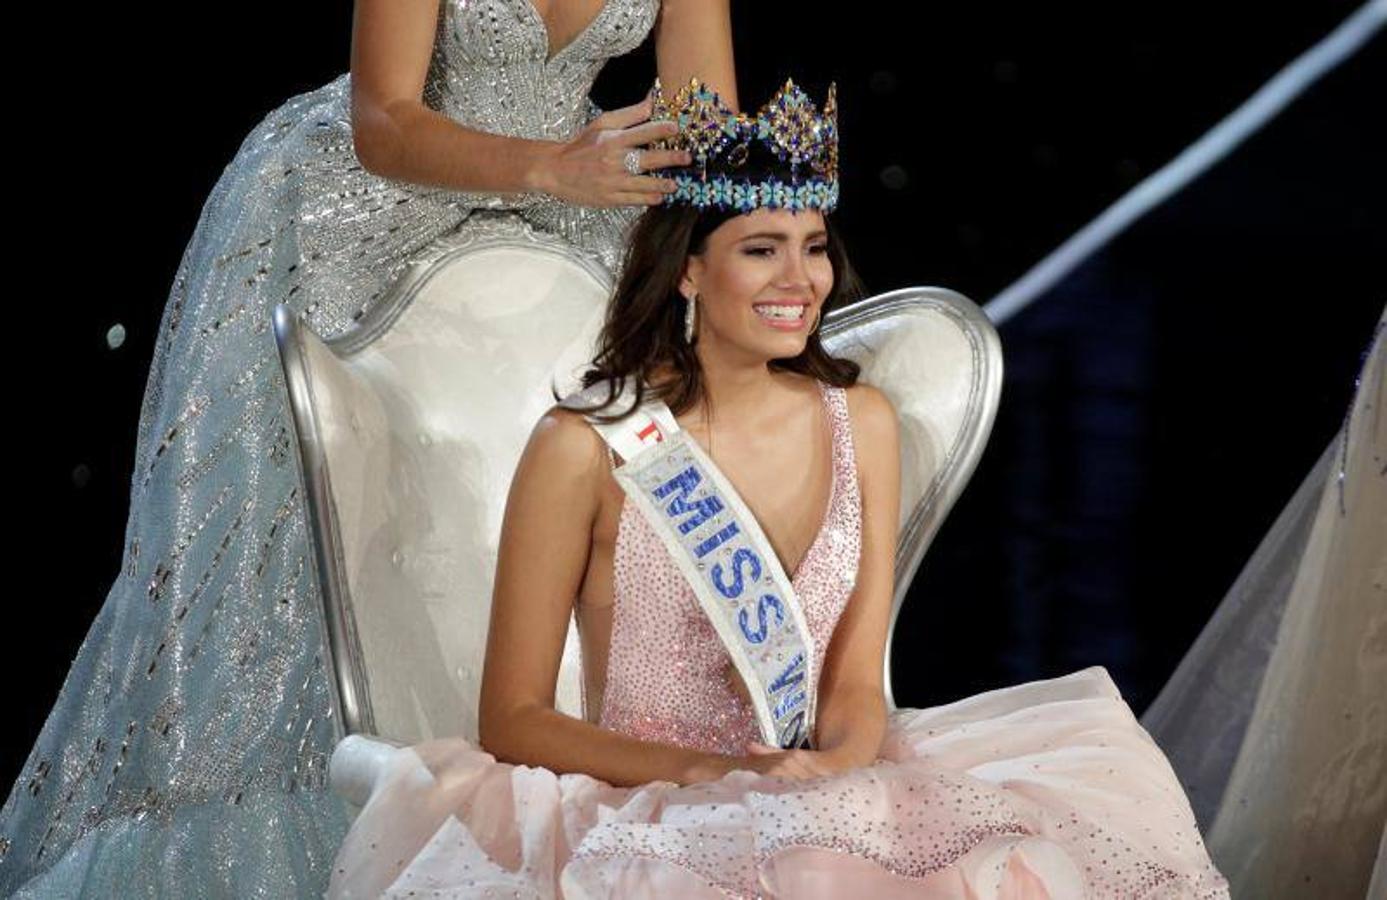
[
  {"left": 779, "top": 710, "right": 807, "bottom": 749},
  {"left": 773, "top": 688, "right": 806, "bottom": 720},
  {"left": 768, "top": 652, "right": 806, "bottom": 694},
  {"left": 694, "top": 522, "right": 740, "bottom": 558},
  {"left": 653, "top": 466, "right": 725, "bottom": 535},
  {"left": 738, "top": 593, "right": 785, "bottom": 644},
  {"left": 712, "top": 548, "right": 762, "bottom": 599}
]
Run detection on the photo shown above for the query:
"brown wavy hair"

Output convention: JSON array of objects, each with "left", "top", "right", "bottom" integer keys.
[{"left": 572, "top": 204, "right": 866, "bottom": 421}]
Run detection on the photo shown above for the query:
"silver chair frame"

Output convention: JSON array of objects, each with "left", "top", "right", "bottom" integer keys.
[
  {"left": 276, "top": 277, "right": 1001, "bottom": 740},
  {"left": 821, "top": 288, "right": 1003, "bottom": 707}
]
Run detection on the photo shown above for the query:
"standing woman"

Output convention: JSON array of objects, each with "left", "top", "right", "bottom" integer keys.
[{"left": 0, "top": 1, "right": 734, "bottom": 895}]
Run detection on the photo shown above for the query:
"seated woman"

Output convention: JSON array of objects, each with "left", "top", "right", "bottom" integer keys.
[{"left": 329, "top": 78, "right": 1231, "bottom": 899}]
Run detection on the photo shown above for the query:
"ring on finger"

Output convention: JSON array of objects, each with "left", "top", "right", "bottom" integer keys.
[{"left": 623, "top": 148, "right": 644, "bottom": 176}]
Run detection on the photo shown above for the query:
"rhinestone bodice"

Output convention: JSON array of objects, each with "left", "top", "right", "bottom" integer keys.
[
  {"left": 593, "top": 382, "right": 864, "bottom": 755},
  {"left": 0, "top": 5, "right": 663, "bottom": 893},
  {"left": 426, "top": 0, "right": 659, "bottom": 141}
]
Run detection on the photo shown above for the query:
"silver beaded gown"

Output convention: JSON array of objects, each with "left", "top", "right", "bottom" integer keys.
[{"left": 0, "top": 0, "right": 660, "bottom": 895}]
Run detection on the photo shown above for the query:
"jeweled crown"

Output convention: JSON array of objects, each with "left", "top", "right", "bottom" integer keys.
[{"left": 649, "top": 76, "right": 839, "bottom": 213}]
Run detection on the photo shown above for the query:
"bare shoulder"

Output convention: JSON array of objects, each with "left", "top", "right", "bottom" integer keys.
[
  {"left": 518, "top": 405, "right": 608, "bottom": 486},
  {"left": 842, "top": 382, "right": 899, "bottom": 457}
]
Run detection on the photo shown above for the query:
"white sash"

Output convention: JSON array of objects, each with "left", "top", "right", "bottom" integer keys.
[{"left": 562, "top": 382, "right": 818, "bottom": 749}]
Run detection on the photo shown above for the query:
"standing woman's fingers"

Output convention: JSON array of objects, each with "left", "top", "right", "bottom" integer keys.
[
  {"left": 619, "top": 173, "right": 678, "bottom": 194},
  {"left": 638, "top": 148, "right": 694, "bottom": 173},
  {"left": 617, "top": 118, "right": 680, "bottom": 147},
  {"left": 592, "top": 93, "right": 656, "bottom": 131},
  {"left": 611, "top": 191, "right": 670, "bottom": 207}
]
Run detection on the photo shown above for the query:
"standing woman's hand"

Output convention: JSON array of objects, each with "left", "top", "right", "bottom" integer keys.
[{"left": 531, "top": 94, "right": 694, "bottom": 208}]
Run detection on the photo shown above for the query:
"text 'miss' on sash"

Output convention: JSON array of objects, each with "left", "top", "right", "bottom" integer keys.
[{"left": 560, "top": 381, "right": 817, "bottom": 749}]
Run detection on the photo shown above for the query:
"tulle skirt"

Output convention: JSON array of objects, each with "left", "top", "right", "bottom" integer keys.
[{"left": 329, "top": 666, "right": 1230, "bottom": 898}]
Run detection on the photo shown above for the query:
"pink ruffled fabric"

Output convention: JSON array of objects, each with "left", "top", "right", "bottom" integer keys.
[
  {"left": 329, "top": 667, "right": 1229, "bottom": 898},
  {"left": 328, "top": 383, "right": 1228, "bottom": 896}
]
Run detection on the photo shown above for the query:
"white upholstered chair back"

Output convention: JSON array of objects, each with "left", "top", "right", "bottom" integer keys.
[
  {"left": 274, "top": 214, "right": 607, "bottom": 745},
  {"left": 820, "top": 289, "right": 1002, "bottom": 706},
  {"left": 274, "top": 213, "right": 1002, "bottom": 751}
]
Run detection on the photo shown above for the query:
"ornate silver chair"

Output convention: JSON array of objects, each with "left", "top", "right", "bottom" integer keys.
[{"left": 270, "top": 212, "right": 1003, "bottom": 808}]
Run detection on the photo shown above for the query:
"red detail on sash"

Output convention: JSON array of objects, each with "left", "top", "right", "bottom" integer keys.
[{"left": 636, "top": 422, "right": 664, "bottom": 444}]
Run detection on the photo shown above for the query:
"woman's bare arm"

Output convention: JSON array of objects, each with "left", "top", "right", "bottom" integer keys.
[
  {"left": 477, "top": 408, "right": 726, "bottom": 786},
  {"left": 350, "top": 0, "right": 550, "bottom": 192},
  {"left": 349, "top": 0, "right": 685, "bottom": 204},
  {"left": 654, "top": 0, "right": 738, "bottom": 110},
  {"left": 811, "top": 383, "right": 899, "bottom": 767}
]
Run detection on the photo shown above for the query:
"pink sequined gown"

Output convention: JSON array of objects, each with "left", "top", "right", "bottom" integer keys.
[{"left": 329, "top": 383, "right": 1230, "bottom": 899}]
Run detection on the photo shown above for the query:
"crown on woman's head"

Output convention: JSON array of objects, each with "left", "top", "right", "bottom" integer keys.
[{"left": 649, "top": 76, "right": 839, "bottom": 213}]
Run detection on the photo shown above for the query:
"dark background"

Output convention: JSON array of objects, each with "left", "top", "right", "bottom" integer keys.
[{"left": 9, "top": 1, "right": 1383, "bottom": 789}]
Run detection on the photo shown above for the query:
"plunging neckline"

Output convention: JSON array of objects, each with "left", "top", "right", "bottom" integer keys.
[
  {"left": 518, "top": 0, "right": 613, "bottom": 65},
  {"left": 622, "top": 381, "right": 840, "bottom": 586},
  {"left": 768, "top": 382, "right": 838, "bottom": 584},
  {"left": 586, "top": 382, "right": 843, "bottom": 725}
]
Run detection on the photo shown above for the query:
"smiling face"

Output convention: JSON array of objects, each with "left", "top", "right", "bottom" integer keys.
[{"left": 679, "top": 208, "right": 836, "bottom": 365}]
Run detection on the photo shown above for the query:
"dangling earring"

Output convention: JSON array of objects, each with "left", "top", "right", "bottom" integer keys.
[{"left": 684, "top": 292, "right": 698, "bottom": 343}]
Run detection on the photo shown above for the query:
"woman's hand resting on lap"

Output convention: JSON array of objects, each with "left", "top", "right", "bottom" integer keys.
[
  {"left": 530, "top": 94, "right": 693, "bottom": 207},
  {"left": 682, "top": 742, "right": 865, "bottom": 785},
  {"left": 741, "top": 742, "right": 862, "bottom": 780}
]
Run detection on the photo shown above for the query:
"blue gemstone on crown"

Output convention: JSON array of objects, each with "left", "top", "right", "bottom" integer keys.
[{"left": 649, "top": 76, "right": 839, "bottom": 214}]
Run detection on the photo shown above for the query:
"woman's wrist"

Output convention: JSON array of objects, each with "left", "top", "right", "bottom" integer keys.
[
  {"left": 517, "top": 139, "right": 561, "bottom": 195},
  {"left": 678, "top": 752, "right": 733, "bottom": 785},
  {"left": 813, "top": 728, "right": 883, "bottom": 772},
  {"left": 814, "top": 742, "right": 867, "bottom": 772}
]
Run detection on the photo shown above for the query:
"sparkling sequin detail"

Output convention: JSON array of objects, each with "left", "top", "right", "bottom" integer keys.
[
  {"left": 326, "top": 378, "right": 1230, "bottom": 897},
  {"left": 0, "top": 1, "right": 658, "bottom": 894},
  {"left": 652, "top": 78, "right": 840, "bottom": 212},
  {"left": 597, "top": 381, "right": 861, "bottom": 755}
]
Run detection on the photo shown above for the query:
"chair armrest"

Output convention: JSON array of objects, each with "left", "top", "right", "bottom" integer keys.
[{"left": 329, "top": 733, "right": 410, "bottom": 809}]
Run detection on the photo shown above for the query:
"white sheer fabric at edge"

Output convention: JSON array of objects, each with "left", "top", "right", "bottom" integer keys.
[{"left": 1143, "top": 309, "right": 1387, "bottom": 897}]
